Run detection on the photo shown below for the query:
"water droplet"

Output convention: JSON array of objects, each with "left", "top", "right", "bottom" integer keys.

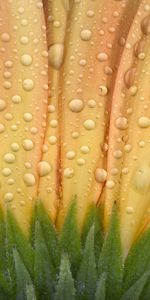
[
  {"left": 4, "top": 193, "right": 13, "bottom": 202},
  {"left": 113, "top": 150, "right": 123, "bottom": 159},
  {"left": 38, "top": 161, "right": 52, "bottom": 176},
  {"left": 80, "top": 146, "right": 90, "bottom": 154},
  {"left": 23, "top": 173, "right": 35, "bottom": 187},
  {"left": 69, "top": 99, "right": 84, "bottom": 113},
  {"left": 66, "top": 151, "right": 76, "bottom": 160},
  {"left": 80, "top": 29, "right": 92, "bottom": 41},
  {"left": 0, "top": 124, "right": 5, "bottom": 133},
  {"left": 48, "top": 104, "right": 55, "bottom": 113},
  {"left": 77, "top": 158, "right": 85, "bottom": 166},
  {"left": 97, "top": 52, "right": 108, "bottom": 62},
  {"left": 87, "top": 99, "right": 96, "bottom": 108},
  {"left": 1, "top": 33, "right": 10, "bottom": 42},
  {"left": 124, "top": 144, "right": 132, "bottom": 153},
  {"left": 104, "top": 66, "right": 113, "bottom": 75},
  {"left": 99, "top": 85, "right": 108, "bottom": 96},
  {"left": 138, "top": 116, "right": 150, "bottom": 128},
  {"left": 72, "top": 131, "right": 79, "bottom": 139},
  {"left": 23, "top": 79, "right": 34, "bottom": 91},
  {"left": 64, "top": 167, "right": 74, "bottom": 178},
  {"left": 21, "top": 54, "right": 32, "bottom": 66},
  {"left": 122, "top": 168, "right": 129, "bottom": 175},
  {"left": 11, "top": 143, "right": 20, "bottom": 152},
  {"left": 83, "top": 119, "right": 96, "bottom": 130},
  {"left": 95, "top": 168, "right": 107, "bottom": 183},
  {"left": 0, "top": 99, "right": 7, "bottom": 111},
  {"left": 4, "top": 153, "right": 15, "bottom": 163},
  {"left": 106, "top": 180, "right": 115, "bottom": 189},
  {"left": 115, "top": 117, "right": 128, "bottom": 130},
  {"left": 87, "top": 10, "right": 94, "bottom": 17},
  {"left": 49, "top": 135, "right": 57, "bottom": 144},
  {"left": 129, "top": 85, "right": 138, "bottom": 96},
  {"left": 12, "top": 95, "right": 22, "bottom": 104},
  {"left": 141, "top": 16, "right": 150, "bottom": 35},
  {"left": 2, "top": 168, "right": 12, "bottom": 176},
  {"left": 126, "top": 206, "right": 134, "bottom": 214},
  {"left": 124, "top": 67, "right": 136, "bottom": 89},
  {"left": 48, "top": 44, "right": 64, "bottom": 70},
  {"left": 23, "top": 113, "right": 33, "bottom": 122},
  {"left": 20, "top": 36, "right": 29, "bottom": 44},
  {"left": 134, "top": 164, "right": 150, "bottom": 193},
  {"left": 23, "top": 139, "right": 34, "bottom": 151}
]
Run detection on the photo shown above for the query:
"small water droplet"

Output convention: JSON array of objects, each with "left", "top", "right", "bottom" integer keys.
[{"left": 69, "top": 99, "right": 84, "bottom": 113}]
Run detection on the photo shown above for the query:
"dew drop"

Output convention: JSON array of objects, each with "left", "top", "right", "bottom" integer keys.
[
  {"left": 23, "top": 139, "right": 34, "bottom": 151},
  {"left": 4, "top": 193, "right": 13, "bottom": 202},
  {"left": 80, "top": 29, "right": 92, "bottom": 41},
  {"left": 97, "top": 52, "right": 108, "bottom": 62},
  {"left": 2, "top": 168, "right": 12, "bottom": 176},
  {"left": 80, "top": 146, "right": 90, "bottom": 154},
  {"left": 23, "top": 173, "right": 36, "bottom": 186},
  {"left": 23, "top": 79, "right": 34, "bottom": 91},
  {"left": 69, "top": 99, "right": 84, "bottom": 113},
  {"left": 115, "top": 117, "right": 128, "bottom": 130},
  {"left": 49, "top": 135, "right": 57, "bottom": 144},
  {"left": 124, "top": 67, "right": 136, "bottom": 89},
  {"left": 113, "top": 150, "right": 123, "bottom": 159},
  {"left": 64, "top": 167, "right": 74, "bottom": 178},
  {"left": 99, "top": 85, "right": 108, "bottom": 96},
  {"left": 106, "top": 180, "right": 115, "bottom": 189},
  {"left": 83, "top": 119, "right": 96, "bottom": 130},
  {"left": 23, "top": 113, "right": 33, "bottom": 122},
  {"left": 0, "top": 99, "right": 7, "bottom": 111},
  {"left": 38, "top": 161, "right": 52, "bottom": 176},
  {"left": 87, "top": 99, "right": 96, "bottom": 108},
  {"left": 21, "top": 54, "right": 32, "bottom": 66},
  {"left": 77, "top": 158, "right": 85, "bottom": 166},
  {"left": 141, "top": 16, "right": 150, "bottom": 35},
  {"left": 1, "top": 33, "right": 10, "bottom": 42},
  {"left": 12, "top": 95, "right": 22, "bottom": 104},
  {"left": 95, "top": 168, "right": 107, "bottom": 183},
  {"left": 4, "top": 153, "right": 15, "bottom": 163},
  {"left": 66, "top": 151, "right": 76, "bottom": 160},
  {"left": 48, "top": 44, "right": 64, "bottom": 70},
  {"left": 138, "top": 116, "right": 150, "bottom": 128},
  {"left": 126, "top": 206, "right": 134, "bottom": 214},
  {"left": 11, "top": 143, "right": 20, "bottom": 152}
]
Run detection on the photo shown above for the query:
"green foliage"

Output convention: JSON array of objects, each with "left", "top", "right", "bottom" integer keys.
[
  {"left": 120, "top": 271, "right": 150, "bottom": 300},
  {"left": 59, "top": 199, "right": 82, "bottom": 275},
  {"left": 0, "top": 200, "right": 149, "bottom": 299},
  {"left": 95, "top": 273, "right": 106, "bottom": 300},
  {"left": 98, "top": 206, "right": 123, "bottom": 300},
  {"left": 123, "top": 228, "right": 150, "bottom": 291},
  {"left": 77, "top": 226, "right": 98, "bottom": 300},
  {"left": 54, "top": 255, "right": 76, "bottom": 300},
  {"left": 81, "top": 204, "right": 103, "bottom": 263}
]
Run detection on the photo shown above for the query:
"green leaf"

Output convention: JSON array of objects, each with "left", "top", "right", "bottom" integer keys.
[
  {"left": 123, "top": 228, "right": 150, "bottom": 291},
  {"left": 54, "top": 254, "right": 76, "bottom": 300},
  {"left": 95, "top": 273, "right": 106, "bottom": 300},
  {"left": 0, "top": 208, "right": 7, "bottom": 272},
  {"left": 81, "top": 204, "right": 103, "bottom": 263},
  {"left": 77, "top": 225, "right": 98, "bottom": 300},
  {"left": 120, "top": 271, "right": 150, "bottom": 300},
  {"left": 98, "top": 206, "right": 123, "bottom": 300},
  {"left": 34, "top": 220, "right": 56, "bottom": 300},
  {"left": 37, "top": 201, "right": 59, "bottom": 269},
  {"left": 59, "top": 199, "right": 82, "bottom": 275},
  {"left": 7, "top": 210, "right": 34, "bottom": 280},
  {"left": 26, "top": 284, "right": 37, "bottom": 300},
  {"left": 13, "top": 249, "right": 36, "bottom": 300}
]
